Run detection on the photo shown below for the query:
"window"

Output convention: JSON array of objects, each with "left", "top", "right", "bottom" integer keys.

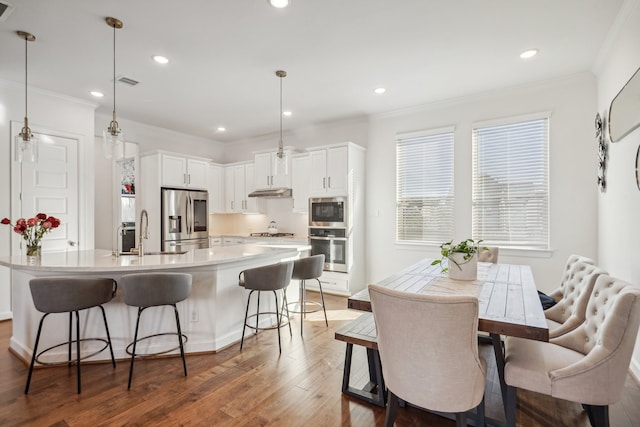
[
  {"left": 396, "top": 127, "right": 454, "bottom": 243},
  {"left": 472, "top": 114, "right": 549, "bottom": 249}
]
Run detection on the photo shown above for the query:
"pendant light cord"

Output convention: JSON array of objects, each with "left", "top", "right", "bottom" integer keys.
[
  {"left": 24, "top": 35, "right": 28, "bottom": 120},
  {"left": 279, "top": 74, "right": 283, "bottom": 150},
  {"left": 112, "top": 22, "right": 116, "bottom": 119}
]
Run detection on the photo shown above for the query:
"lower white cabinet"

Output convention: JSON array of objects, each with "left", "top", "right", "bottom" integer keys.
[{"left": 305, "top": 270, "right": 350, "bottom": 296}]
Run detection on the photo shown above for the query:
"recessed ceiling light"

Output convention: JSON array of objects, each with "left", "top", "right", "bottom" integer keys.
[
  {"left": 153, "top": 55, "right": 169, "bottom": 64},
  {"left": 520, "top": 49, "right": 539, "bottom": 59},
  {"left": 90, "top": 91, "right": 104, "bottom": 97},
  {"left": 217, "top": 127, "right": 226, "bottom": 132},
  {"left": 283, "top": 111, "right": 292, "bottom": 117},
  {"left": 269, "top": 0, "right": 289, "bottom": 8},
  {"left": 374, "top": 87, "right": 386, "bottom": 94}
]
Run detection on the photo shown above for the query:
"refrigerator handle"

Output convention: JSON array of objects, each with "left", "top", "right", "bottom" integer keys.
[
  {"left": 185, "top": 195, "right": 190, "bottom": 235},
  {"left": 188, "top": 195, "right": 193, "bottom": 235}
]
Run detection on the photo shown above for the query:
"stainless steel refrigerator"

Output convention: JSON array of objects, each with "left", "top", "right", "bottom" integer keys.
[{"left": 161, "top": 188, "right": 210, "bottom": 252}]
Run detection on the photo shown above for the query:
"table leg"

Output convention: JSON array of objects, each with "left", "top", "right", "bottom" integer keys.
[{"left": 491, "top": 333, "right": 508, "bottom": 418}]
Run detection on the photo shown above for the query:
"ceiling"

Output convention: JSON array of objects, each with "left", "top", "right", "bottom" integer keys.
[{"left": 0, "top": 0, "right": 624, "bottom": 143}]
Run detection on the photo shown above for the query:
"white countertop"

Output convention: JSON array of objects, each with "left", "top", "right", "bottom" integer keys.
[{"left": 0, "top": 244, "right": 300, "bottom": 273}]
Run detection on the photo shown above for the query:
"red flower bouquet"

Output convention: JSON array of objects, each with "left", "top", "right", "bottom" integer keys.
[{"left": 1, "top": 213, "right": 61, "bottom": 256}]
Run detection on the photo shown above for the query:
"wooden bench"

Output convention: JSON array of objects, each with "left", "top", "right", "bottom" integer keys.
[{"left": 334, "top": 312, "right": 386, "bottom": 407}]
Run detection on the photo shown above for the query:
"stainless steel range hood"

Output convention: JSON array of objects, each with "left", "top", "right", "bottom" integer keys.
[{"left": 248, "top": 188, "right": 292, "bottom": 198}]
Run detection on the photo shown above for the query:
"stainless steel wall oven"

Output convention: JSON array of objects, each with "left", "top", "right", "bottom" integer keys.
[{"left": 309, "top": 227, "right": 348, "bottom": 273}]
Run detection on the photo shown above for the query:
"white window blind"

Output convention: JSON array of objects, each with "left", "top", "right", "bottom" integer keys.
[
  {"left": 396, "top": 129, "right": 454, "bottom": 243},
  {"left": 472, "top": 116, "right": 549, "bottom": 249}
]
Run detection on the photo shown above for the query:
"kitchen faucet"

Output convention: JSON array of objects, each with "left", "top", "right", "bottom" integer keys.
[
  {"left": 139, "top": 209, "right": 149, "bottom": 257},
  {"left": 114, "top": 222, "right": 126, "bottom": 257}
]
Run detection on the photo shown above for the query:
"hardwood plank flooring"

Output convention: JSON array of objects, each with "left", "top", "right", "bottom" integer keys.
[{"left": 1, "top": 294, "right": 639, "bottom": 426}]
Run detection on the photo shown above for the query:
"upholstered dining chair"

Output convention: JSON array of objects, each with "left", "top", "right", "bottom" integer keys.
[
  {"left": 504, "top": 274, "right": 640, "bottom": 427},
  {"left": 548, "top": 254, "right": 596, "bottom": 302},
  {"left": 369, "top": 284, "right": 486, "bottom": 427},
  {"left": 544, "top": 258, "right": 605, "bottom": 338},
  {"left": 477, "top": 246, "right": 499, "bottom": 263}
]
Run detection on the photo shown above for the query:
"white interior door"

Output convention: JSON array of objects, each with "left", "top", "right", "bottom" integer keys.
[{"left": 18, "top": 132, "right": 79, "bottom": 252}]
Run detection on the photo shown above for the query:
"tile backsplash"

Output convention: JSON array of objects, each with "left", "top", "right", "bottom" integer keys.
[{"left": 209, "top": 198, "right": 309, "bottom": 237}]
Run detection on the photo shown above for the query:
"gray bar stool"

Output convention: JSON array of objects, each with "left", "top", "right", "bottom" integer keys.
[
  {"left": 288, "top": 255, "right": 328, "bottom": 335},
  {"left": 239, "top": 260, "right": 294, "bottom": 354},
  {"left": 120, "top": 272, "right": 192, "bottom": 389},
  {"left": 25, "top": 277, "right": 117, "bottom": 394}
]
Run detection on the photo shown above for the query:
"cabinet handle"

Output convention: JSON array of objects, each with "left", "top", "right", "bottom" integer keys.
[
  {"left": 323, "top": 177, "right": 326, "bottom": 189},
  {"left": 184, "top": 173, "right": 187, "bottom": 184},
  {"left": 270, "top": 176, "right": 273, "bottom": 186},
  {"left": 267, "top": 176, "right": 270, "bottom": 187},
  {"left": 328, "top": 176, "right": 331, "bottom": 188},
  {"left": 231, "top": 201, "right": 234, "bottom": 210},
  {"left": 188, "top": 174, "right": 191, "bottom": 184}
]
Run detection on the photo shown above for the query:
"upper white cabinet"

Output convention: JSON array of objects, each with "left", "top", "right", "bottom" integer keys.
[
  {"left": 207, "top": 163, "right": 225, "bottom": 214},
  {"left": 224, "top": 163, "right": 258, "bottom": 213},
  {"left": 291, "top": 154, "right": 310, "bottom": 213},
  {"left": 254, "top": 152, "right": 291, "bottom": 190},
  {"left": 160, "top": 153, "right": 208, "bottom": 189},
  {"left": 309, "top": 145, "right": 349, "bottom": 196}
]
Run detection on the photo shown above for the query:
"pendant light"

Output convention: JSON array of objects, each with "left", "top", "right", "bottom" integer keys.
[
  {"left": 102, "top": 17, "right": 124, "bottom": 160},
  {"left": 15, "top": 31, "right": 37, "bottom": 163},
  {"left": 274, "top": 70, "right": 289, "bottom": 176}
]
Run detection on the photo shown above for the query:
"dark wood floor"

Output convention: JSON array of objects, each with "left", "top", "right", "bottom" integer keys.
[{"left": 1, "top": 294, "right": 639, "bottom": 426}]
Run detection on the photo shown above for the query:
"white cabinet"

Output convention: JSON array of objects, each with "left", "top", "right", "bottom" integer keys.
[
  {"left": 292, "top": 154, "right": 310, "bottom": 213},
  {"left": 207, "top": 164, "right": 225, "bottom": 214},
  {"left": 305, "top": 271, "right": 350, "bottom": 296},
  {"left": 254, "top": 152, "right": 291, "bottom": 190},
  {"left": 160, "top": 153, "right": 208, "bottom": 189},
  {"left": 224, "top": 163, "right": 258, "bottom": 213},
  {"left": 210, "top": 236, "right": 223, "bottom": 247},
  {"left": 309, "top": 145, "right": 348, "bottom": 196}
]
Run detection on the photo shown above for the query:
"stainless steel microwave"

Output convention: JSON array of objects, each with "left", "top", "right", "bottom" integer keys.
[{"left": 309, "top": 197, "right": 347, "bottom": 227}]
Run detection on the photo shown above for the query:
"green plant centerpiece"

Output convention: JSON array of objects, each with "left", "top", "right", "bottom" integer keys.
[{"left": 432, "top": 238, "right": 484, "bottom": 280}]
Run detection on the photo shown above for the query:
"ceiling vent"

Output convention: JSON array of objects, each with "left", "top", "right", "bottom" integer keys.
[
  {"left": 0, "top": 2, "right": 14, "bottom": 22},
  {"left": 117, "top": 76, "right": 139, "bottom": 86}
]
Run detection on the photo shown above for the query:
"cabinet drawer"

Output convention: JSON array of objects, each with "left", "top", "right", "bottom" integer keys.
[{"left": 306, "top": 273, "right": 349, "bottom": 296}]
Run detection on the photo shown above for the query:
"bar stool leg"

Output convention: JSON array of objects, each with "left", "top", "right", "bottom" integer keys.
[
  {"left": 282, "top": 291, "right": 292, "bottom": 336},
  {"left": 75, "top": 310, "right": 81, "bottom": 394},
  {"left": 25, "top": 313, "right": 49, "bottom": 394},
  {"left": 173, "top": 304, "right": 187, "bottom": 376},
  {"left": 128, "top": 307, "right": 143, "bottom": 390},
  {"left": 300, "top": 279, "right": 305, "bottom": 335},
  {"left": 68, "top": 312, "right": 73, "bottom": 367},
  {"left": 273, "top": 290, "right": 282, "bottom": 354},
  {"left": 99, "top": 305, "right": 116, "bottom": 368},
  {"left": 241, "top": 290, "right": 254, "bottom": 350},
  {"left": 255, "top": 291, "right": 261, "bottom": 334},
  {"left": 316, "top": 278, "right": 329, "bottom": 327}
]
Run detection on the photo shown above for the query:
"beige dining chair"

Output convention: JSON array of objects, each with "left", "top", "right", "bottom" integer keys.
[
  {"left": 544, "top": 257, "right": 605, "bottom": 338},
  {"left": 369, "top": 284, "right": 486, "bottom": 427},
  {"left": 548, "top": 254, "right": 596, "bottom": 302},
  {"left": 477, "top": 246, "right": 499, "bottom": 263},
  {"left": 504, "top": 274, "right": 640, "bottom": 427}
]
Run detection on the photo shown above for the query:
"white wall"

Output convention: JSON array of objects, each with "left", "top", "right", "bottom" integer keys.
[
  {"left": 594, "top": 0, "right": 640, "bottom": 379},
  {"left": 366, "top": 73, "right": 598, "bottom": 290},
  {"left": 0, "top": 78, "right": 96, "bottom": 319}
]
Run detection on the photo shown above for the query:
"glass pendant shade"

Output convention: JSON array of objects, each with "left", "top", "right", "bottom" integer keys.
[
  {"left": 15, "top": 134, "right": 38, "bottom": 163},
  {"left": 102, "top": 129, "right": 125, "bottom": 160},
  {"left": 274, "top": 147, "right": 288, "bottom": 176}
]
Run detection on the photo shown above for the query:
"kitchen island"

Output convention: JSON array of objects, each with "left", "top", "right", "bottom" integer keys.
[{"left": 0, "top": 245, "right": 302, "bottom": 364}]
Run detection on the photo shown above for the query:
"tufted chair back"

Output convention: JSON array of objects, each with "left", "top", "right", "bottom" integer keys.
[
  {"left": 544, "top": 259, "right": 605, "bottom": 338},
  {"left": 549, "top": 254, "right": 596, "bottom": 301},
  {"left": 548, "top": 275, "right": 640, "bottom": 404}
]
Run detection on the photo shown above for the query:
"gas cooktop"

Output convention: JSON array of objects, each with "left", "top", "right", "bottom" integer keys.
[{"left": 250, "top": 232, "right": 295, "bottom": 238}]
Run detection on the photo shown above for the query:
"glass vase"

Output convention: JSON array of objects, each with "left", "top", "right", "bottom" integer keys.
[{"left": 26, "top": 244, "right": 42, "bottom": 265}]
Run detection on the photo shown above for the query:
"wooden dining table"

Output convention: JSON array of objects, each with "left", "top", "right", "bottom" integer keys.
[{"left": 345, "top": 258, "right": 549, "bottom": 422}]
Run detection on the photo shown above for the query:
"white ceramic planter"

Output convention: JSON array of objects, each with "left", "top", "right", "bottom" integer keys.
[{"left": 448, "top": 252, "right": 477, "bottom": 281}]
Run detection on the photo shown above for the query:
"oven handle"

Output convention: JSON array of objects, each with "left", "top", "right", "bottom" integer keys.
[{"left": 309, "top": 236, "right": 347, "bottom": 241}]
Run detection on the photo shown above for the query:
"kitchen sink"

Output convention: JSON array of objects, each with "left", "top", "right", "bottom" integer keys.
[{"left": 118, "top": 251, "right": 188, "bottom": 256}]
